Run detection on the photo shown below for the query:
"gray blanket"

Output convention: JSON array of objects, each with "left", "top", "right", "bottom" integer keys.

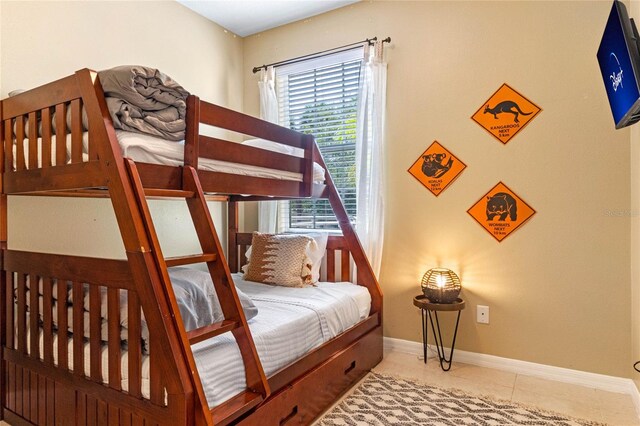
[{"left": 99, "top": 66, "right": 190, "bottom": 141}]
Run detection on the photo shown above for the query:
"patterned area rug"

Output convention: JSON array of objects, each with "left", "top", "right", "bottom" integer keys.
[{"left": 317, "top": 373, "right": 604, "bottom": 425}]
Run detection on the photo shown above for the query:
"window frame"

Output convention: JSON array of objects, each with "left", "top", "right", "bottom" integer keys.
[{"left": 275, "top": 48, "right": 364, "bottom": 233}]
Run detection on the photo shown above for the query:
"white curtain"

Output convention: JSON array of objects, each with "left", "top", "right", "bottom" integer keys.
[
  {"left": 355, "top": 41, "right": 387, "bottom": 278},
  {"left": 257, "top": 66, "right": 279, "bottom": 233}
]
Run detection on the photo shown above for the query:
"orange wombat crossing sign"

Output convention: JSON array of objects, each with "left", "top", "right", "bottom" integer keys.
[
  {"left": 467, "top": 182, "right": 536, "bottom": 242},
  {"left": 408, "top": 141, "right": 466, "bottom": 197},
  {"left": 471, "top": 83, "right": 541, "bottom": 144}
]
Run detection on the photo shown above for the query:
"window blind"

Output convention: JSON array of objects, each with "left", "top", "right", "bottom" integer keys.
[{"left": 276, "top": 49, "right": 363, "bottom": 231}]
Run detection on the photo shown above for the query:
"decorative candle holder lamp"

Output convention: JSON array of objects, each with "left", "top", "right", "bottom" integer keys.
[{"left": 421, "top": 268, "right": 461, "bottom": 303}]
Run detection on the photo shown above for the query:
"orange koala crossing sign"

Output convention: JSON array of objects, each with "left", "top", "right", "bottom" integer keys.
[
  {"left": 408, "top": 141, "right": 466, "bottom": 197},
  {"left": 471, "top": 83, "right": 541, "bottom": 144},
  {"left": 467, "top": 182, "right": 536, "bottom": 242}
]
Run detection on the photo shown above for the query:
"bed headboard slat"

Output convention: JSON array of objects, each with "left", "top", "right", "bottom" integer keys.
[{"left": 326, "top": 248, "right": 335, "bottom": 282}]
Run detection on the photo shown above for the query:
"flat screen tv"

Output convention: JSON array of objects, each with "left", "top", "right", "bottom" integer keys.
[{"left": 597, "top": 0, "right": 640, "bottom": 129}]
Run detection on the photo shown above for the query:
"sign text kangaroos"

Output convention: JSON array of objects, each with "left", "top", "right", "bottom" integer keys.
[{"left": 472, "top": 83, "right": 541, "bottom": 144}]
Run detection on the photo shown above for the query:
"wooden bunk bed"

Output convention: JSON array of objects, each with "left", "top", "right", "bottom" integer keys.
[{"left": 0, "top": 69, "right": 383, "bottom": 425}]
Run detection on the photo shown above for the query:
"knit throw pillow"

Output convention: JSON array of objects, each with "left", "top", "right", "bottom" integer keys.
[{"left": 243, "top": 233, "right": 314, "bottom": 287}]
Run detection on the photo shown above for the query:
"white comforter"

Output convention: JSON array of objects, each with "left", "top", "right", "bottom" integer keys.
[
  {"left": 117, "top": 131, "right": 326, "bottom": 183},
  {"left": 193, "top": 274, "right": 371, "bottom": 406}
]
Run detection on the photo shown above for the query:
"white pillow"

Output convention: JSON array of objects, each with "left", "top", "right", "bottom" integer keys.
[
  {"left": 244, "top": 232, "right": 329, "bottom": 284},
  {"left": 305, "top": 233, "right": 329, "bottom": 283}
]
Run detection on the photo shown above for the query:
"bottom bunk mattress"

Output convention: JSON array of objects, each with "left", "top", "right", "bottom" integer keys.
[
  {"left": 21, "top": 272, "right": 371, "bottom": 408},
  {"left": 195, "top": 273, "right": 372, "bottom": 406}
]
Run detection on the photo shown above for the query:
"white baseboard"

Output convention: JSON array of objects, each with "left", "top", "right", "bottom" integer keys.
[{"left": 383, "top": 336, "right": 640, "bottom": 418}]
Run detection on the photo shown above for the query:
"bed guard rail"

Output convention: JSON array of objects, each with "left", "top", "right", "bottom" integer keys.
[
  {"left": 0, "top": 70, "right": 113, "bottom": 195},
  {"left": 185, "top": 96, "right": 316, "bottom": 198}
]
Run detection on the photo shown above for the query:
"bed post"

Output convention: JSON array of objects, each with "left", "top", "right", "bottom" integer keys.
[
  {"left": 302, "top": 133, "right": 314, "bottom": 197},
  {"left": 228, "top": 200, "right": 239, "bottom": 273},
  {"left": 0, "top": 100, "right": 5, "bottom": 421},
  {"left": 185, "top": 95, "right": 200, "bottom": 171}
]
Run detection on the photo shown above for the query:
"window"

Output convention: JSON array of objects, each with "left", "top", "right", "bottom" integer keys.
[{"left": 276, "top": 49, "right": 363, "bottom": 231}]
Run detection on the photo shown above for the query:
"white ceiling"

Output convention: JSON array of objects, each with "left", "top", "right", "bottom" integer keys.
[{"left": 177, "top": 0, "right": 359, "bottom": 37}]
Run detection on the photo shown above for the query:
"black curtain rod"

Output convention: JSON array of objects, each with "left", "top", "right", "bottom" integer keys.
[{"left": 252, "top": 36, "right": 391, "bottom": 74}]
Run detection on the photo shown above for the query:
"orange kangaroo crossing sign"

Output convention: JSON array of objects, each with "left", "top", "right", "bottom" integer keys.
[{"left": 472, "top": 83, "right": 541, "bottom": 144}]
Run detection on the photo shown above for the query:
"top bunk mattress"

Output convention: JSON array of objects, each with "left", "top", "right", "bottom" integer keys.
[
  {"left": 116, "top": 130, "right": 326, "bottom": 183},
  {"left": 10, "top": 130, "right": 326, "bottom": 183}
]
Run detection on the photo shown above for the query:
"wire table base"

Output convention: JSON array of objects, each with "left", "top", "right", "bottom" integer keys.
[
  {"left": 421, "top": 308, "right": 462, "bottom": 371},
  {"left": 414, "top": 295, "right": 465, "bottom": 372}
]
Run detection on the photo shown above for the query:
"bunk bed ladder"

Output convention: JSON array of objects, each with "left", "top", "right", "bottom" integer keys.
[{"left": 124, "top": 160, "right": 270, "bottom": 425}]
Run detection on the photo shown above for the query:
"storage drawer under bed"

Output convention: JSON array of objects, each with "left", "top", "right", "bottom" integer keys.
[{"left": 237, "top": 326, "right": 382, "bottom": 426}]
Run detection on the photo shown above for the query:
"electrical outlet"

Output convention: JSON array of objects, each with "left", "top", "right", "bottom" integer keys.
[{"left": 477, "top": 305, "right": 489, "bottom": 324}]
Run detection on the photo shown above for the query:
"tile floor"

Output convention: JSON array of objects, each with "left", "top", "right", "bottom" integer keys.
[
  {"left": 313, "top": 349, "right": 640, "bottom": 425},
  {"left": 0, "top": 349, "right": 637, "bottom": 425}
]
